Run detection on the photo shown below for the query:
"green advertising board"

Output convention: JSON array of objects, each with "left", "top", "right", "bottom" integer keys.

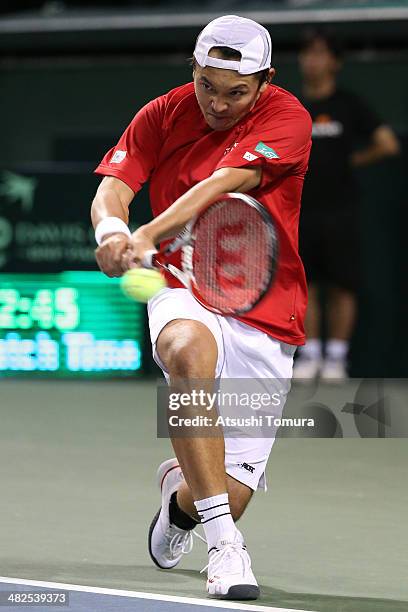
[{"left": 0, "top": 272, "right": 144, "bottom": 377}]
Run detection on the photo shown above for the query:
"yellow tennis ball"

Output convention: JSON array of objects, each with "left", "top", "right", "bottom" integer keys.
[{"left": 121, "top": 268, "right": 166, "bottom": 303}]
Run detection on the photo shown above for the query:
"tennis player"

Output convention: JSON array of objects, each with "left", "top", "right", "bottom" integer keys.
[{"left": 91, "top": 15, "right": 311, "bottom": 600}]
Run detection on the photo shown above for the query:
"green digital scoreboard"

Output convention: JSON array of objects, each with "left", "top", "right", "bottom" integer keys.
[{"left": 0, "top": 272, "right": 144, "bottom": 377}]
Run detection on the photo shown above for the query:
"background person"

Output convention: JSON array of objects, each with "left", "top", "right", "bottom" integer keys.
[{"left": 294, "top": 30, "right": 400, "bottom": 381}]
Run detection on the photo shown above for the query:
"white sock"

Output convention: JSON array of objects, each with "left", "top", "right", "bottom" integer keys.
[
  {"left": 194, "top": 493, "right": 236, "bottom": 551},
  {"left": 326, "top": 339, "right": 348, "bottom": 361},
  {"left": 299, "top": 338, "right": 322, "bottom": 360}
]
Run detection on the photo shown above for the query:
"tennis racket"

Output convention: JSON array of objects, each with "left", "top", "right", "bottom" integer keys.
[{"left": 142, "top": 192, "right": 279, "bottom": 315}]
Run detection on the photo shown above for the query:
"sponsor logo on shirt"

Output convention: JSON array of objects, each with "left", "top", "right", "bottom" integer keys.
[
  {"left": 254, "top": 141, "right": 280, "bottom": 159},
  {"left": 312, "top": 114, "right": 344, "bottom": 138},
  {"left": 243, "top": 151, "right": 259, "bottom": 162},
  {"left": 110, "top": 150, "right": 127, "bottom": 164},
  {"left": 224, "top": 141, "right": 239, "bottom": 156}
]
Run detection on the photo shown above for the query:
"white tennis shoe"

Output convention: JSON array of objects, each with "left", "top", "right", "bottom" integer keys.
[
  {"left": 201, "top": 530, "right": 260, "bottom": 600},
  {"left": 320, "top": 358, "right": 348, "bottom": 381},
  {"left": 148, "top": 458, "right": 198, "bottom": 569},
  {"left": 293, "top": 355, "right": 322, "bottom": 380}
]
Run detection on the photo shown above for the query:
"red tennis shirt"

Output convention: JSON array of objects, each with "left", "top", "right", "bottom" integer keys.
[{"left": 95, "top": 81, "right": 312, "bottom": 345}]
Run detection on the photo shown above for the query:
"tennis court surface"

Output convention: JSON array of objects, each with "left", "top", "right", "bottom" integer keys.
[{"left": 0, "top": 379, "right": 407, "bottom": 612}]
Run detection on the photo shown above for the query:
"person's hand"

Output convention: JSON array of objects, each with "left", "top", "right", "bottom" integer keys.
[
  {"left": 95, "top": 233, "right": 130, "bottom": 277},
  {"left": 121, "top": 226, "right": 157, "bottom": 271}
]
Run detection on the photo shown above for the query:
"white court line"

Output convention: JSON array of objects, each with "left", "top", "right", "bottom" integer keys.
[{"left": 0, "top": 576, "right": 316, "bottom": 612}]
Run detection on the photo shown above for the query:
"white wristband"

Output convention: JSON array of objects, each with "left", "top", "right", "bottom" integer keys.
[{"left": 95, "top": 217, "right": 132, "bottom": 246}]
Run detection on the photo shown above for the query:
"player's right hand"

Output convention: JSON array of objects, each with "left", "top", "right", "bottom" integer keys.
[{"left": 95, "top": 233, "right": 130, "bottom": 277}]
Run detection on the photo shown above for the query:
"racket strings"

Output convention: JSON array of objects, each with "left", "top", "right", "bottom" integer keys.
[{"left": 193, "top": 199, "right": 274, "bottom": 313}]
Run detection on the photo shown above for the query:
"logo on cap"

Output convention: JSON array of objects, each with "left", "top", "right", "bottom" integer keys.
[{"left": 193, "top": 15, "right": 272, "bottom": 75}]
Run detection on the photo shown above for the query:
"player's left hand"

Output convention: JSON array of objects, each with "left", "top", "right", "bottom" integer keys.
[{"left": 122, "top": 226, "right": 156, "bottom": 271}]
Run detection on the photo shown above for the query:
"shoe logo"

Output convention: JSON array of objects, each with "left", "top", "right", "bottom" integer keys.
[{"left": 238, "top": 462, "right": 255, "bottom": 474}]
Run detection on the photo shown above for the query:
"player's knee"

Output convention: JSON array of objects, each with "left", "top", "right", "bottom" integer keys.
[{"left": 157, "top": 320, "right": 218, "bottom": 379}]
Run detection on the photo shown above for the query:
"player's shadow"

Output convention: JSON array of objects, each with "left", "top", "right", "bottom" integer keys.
[
  {"left": 153, "top": 570, "right": 408, "bottom": 611},
  {"left": 165, "top": 568, "right": 205, "bottom": 581},
  {"left": 5, "top": 561, "right": 407, "bottom": 611},
  {"left": 2, "top": 560, "right": 205, "bottom": 596}
]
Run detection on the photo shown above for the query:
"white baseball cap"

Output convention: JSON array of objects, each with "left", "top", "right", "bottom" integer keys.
[{"left": 193, "top": 15, "right": 272, "bottom": 75}]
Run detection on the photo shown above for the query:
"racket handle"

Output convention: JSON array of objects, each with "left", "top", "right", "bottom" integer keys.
[{"left": 141, "top": 249, "right": 158, "bottom": 269}]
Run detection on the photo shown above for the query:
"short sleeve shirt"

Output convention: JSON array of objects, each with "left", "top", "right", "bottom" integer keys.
[{"left": 95, "top": 82, "right": 312, "bottom": 345}]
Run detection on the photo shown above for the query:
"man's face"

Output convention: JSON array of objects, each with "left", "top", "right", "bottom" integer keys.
[
  {"left": 194, "top": 50, "right": 272, "bottom": 131},
  {"left": 299, "top": 38, "right": 339, "bottom": 82}
]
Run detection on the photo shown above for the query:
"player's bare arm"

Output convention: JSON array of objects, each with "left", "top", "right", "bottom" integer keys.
[
  {"left": 91, "top": 176, "right": 135, "bottom": 277},
  {"left": 351, "top": 124, "right": 400, "bottom": 167},
  {"left": 126, "top": 165, "right": 262, "bottom": 268}
]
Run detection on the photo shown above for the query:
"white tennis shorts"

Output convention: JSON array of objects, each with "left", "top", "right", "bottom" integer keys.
[{"left": 147, "top": 288, "right": 296, "bottom": 491}]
